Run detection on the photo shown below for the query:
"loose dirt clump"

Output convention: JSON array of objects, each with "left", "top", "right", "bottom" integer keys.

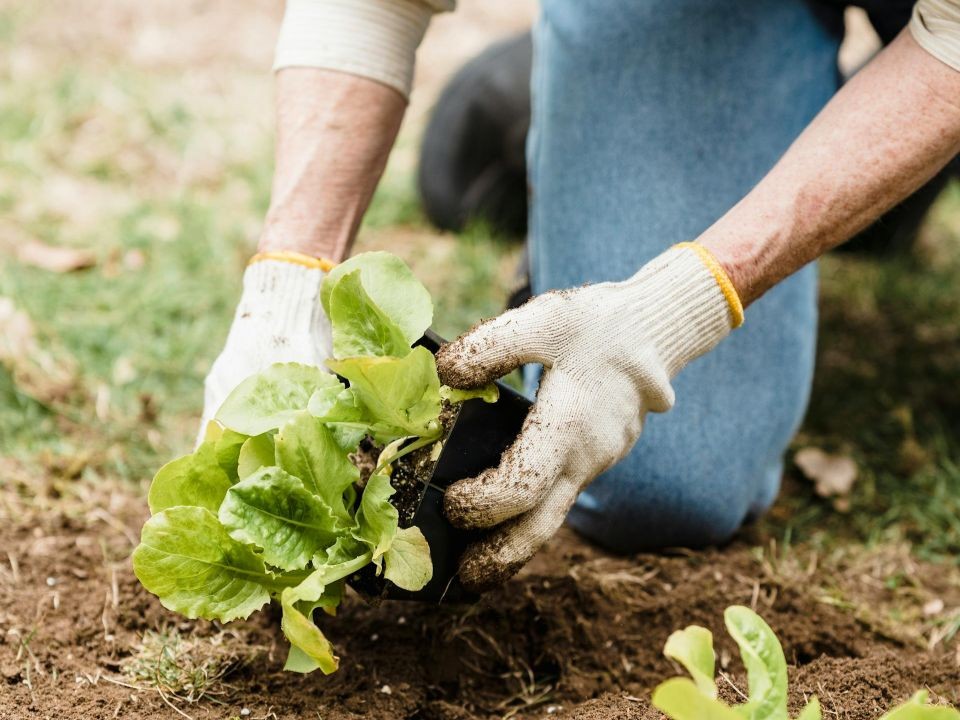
[{"left": 2, "top": 471, "right": 959, "bottom": 720}]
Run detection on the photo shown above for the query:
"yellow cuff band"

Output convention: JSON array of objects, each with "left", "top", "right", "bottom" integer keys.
[
  {"left": 675, "top": 242, "right": 745, "bottom": 328},
  {"left": 248, "top": 250, "right": 337, "bottom": 272}
]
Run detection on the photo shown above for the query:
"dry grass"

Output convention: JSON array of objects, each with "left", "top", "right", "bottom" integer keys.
[{"left": 121, "top": 628, "right": 262, "bottom": 708}]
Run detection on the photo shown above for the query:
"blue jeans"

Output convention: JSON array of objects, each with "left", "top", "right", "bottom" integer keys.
[{"left": 527, "top": 0, "right": 841, "bottom": 553}]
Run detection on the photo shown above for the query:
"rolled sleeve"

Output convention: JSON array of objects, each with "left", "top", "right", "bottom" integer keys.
[
  {"left": 274, "top": 0, "right": 455, "bottom": 98},
  {"left": 910, "top": 0, "right": 960, "bottom": 71}
]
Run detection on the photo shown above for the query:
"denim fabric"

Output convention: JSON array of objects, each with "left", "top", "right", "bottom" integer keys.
[{"left": 526, "top": 0, "right": 842, "bottom": 553}]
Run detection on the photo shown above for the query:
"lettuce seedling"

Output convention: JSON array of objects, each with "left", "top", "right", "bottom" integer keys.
[
  {"left": 133, "top": 252, "right": 496, "bottom": 674},
  {"left": 652, "top": 605, "right": 960, "bottom": 720},
  {"left": 879, "top": 692, "right": 960, "bottom": 720}
]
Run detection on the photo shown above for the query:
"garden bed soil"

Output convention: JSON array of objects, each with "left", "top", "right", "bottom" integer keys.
[{"left": 1, "top": 472, "right": 959, "bottom": 720}]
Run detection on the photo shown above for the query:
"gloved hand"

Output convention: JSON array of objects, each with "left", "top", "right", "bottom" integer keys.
[
  {"left": 198, "top": 252, "right": 335, "bottom": 443},
  {"left": 435, "top": 243, "right": 744, "bottom": 591}
]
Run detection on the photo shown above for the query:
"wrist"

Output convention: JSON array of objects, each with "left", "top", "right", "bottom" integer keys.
[
  {"left": 696, "top": 213, "right": 784, "bottom": 307},
  {"left": 242, "top": 258, "right": 325, "bottom": 305},
  {"left": 624, "top": 244, "right": 742, "bottom": 376},
  {"left": 249, "top": 250, "right": 337, "bottom": 273},
  {"left": 258, "top": 217, "right": 352, "bottom": 263}
]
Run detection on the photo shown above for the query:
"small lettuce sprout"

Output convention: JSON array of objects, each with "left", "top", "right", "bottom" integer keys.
[
  {"left": 652, "top": 606, "right": 960, "bottom": 720},
  {"left": 133, "top": 252, "right": 495, "bottom": 674},
  {"left": 879, "top": 691, "right": 960, "bottom": 720}
]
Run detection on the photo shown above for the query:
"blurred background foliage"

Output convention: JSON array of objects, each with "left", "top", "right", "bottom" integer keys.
[{"left": 1, "top": 0, "right": 960, "bottom": 565}]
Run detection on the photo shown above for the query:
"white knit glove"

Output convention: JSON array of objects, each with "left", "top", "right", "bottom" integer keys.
[
  {"left": 198, "top": 253, "right": 334, "bottom": 443},
  {"left": 436, "top": 244, "right": 744, "bottom": 591}
]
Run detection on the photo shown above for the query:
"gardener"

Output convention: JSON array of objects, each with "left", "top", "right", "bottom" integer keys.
[{"left": 202, "top": 0, "right": 960, "bottom": 591}]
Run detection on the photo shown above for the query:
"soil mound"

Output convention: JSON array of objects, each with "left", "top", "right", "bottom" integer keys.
[{"left": 2, "top": 487, "right": 957, "bottom": 720}]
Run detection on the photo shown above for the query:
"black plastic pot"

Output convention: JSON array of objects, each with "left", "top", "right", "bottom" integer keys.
[{"left": 347, "top": 331, "right": 531, "bottom": 604}]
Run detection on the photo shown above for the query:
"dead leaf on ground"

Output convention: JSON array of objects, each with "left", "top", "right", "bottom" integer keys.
[
  {"left": 794, "top": 447, "right": 858, "bottom": 499},
  {"left": 0, "top": 298, "right": 35, "bottom": 362},
  {"left": 111, "top": 356, "right": 137, "bottom": 386},
  {"left": 39, "top": 173, "right": 134, "bottom": 232},
  {"left": 0, "top": 296, "right": 77, "bottom": 404},
  {"left": 17, "top": 240, "right": 96, "bottom": 273},
  {"left": 0, "top": 220, "right": 40, "bottom": 254}
]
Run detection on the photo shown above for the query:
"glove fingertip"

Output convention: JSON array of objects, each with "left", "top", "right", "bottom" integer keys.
[
  {"left": 436, "top": 307, "right": 535, "bottom": 388},
  {"left": 444, "top": 465, "right": 530, "bottom": 529},
  {"left": 443, "top": 474, "right": 491, "bottom": 529},
  {"left": 457, "top": 539, "right": 526, "bottom": 594},
  {"left": 435, "top": 335, "right": 512, "bottom": 389}
]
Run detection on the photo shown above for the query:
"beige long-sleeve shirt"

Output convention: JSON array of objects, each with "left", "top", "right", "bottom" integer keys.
[
  {"left": 274, "top": 0, "right": 960, "bottom": 99},
  {"left": 274, "top": 0, "right": 453, "bottom": 97},
  {"left": 912, "top": 0, "right": 960, "bottom": 69}
]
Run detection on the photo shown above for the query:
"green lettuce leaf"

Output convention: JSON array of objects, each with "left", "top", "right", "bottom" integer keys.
[
  {"left": 663, "top": 625, "right": 717, "bottom": 698},
  {"left": 327, "top": 346, "right": 442, "bottom": 444},
  {"left": 284, "top": 643, "right": 324, "bottom": 674},
  {"left": 329, "top": 425, "right": 367, "bottom": 451},
  {"left": 308, "top": 386, "right": 363, "bottom": 421},
  {"left": 652, "top": 678, "right": 743, "bottom": 720},
  {"left": 354, "top": 472, "right": 398, "bottom": 568},
  {"left": 132, "top": 506, "right": 271, "bottom": 622},
  {"left": 280, "top": 553, "right": 372, "bottom": 674},
  {"left": 308, "top": 386, "right": 369, "bottom": 450},
  {"left": 880, "top": 691, "right": 960, "bottom": 720},
  {"left": 200, "top": 419, "right": 224, "bottom": 444},
  {"left": 321, "top": 535, "right": 366, "bottom": 565},
  {"left": 321, "top": 251, "right": 432, "bottom": 351},
  {"left": 328, "top": 269, "right": 411, "bottom": 358},
  {"left": 216, "top": 363, "right": 343, "bottom": 436},
  {"left": 724, "top": 605, "right": 788, "bottom": 720},
  {"left": 796, "top": 698, "right": 822, "bottom": 720},
  {"left": 147, "top": 442, "right": 232, "bottom": 515},
  {"left": 280, "top": 596, "right": 339, "bottom": 675},
  {"left": 312, "top": 579, "right": 345, "bottom": 616},
  {"left": 275, "top": 411, "right": 359, "bottom": 524},
  {"left": 440, "top": 383, "right": 499, "bottom": 405},
  {"left": 214, "top": 428, "right": 248, "bottom": 480},
  {"left": 287, "top": 575, "right": 347, "bottom": 677},
  {"left": 383, "top": 525, "right": 432, "bottom": 591},
  {"left": 237, "top": 433, "right": 275, "bottom": 479},
  {"left": 306, "top": 377, "right": 352, "bottom": 415},
  {"left": 218, "top": 467, "right": 339, "bottom": 571}
]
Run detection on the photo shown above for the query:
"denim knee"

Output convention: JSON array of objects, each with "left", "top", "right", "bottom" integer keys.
[{"left": 566, "top": 439, "right": 777, "bottom": 554}]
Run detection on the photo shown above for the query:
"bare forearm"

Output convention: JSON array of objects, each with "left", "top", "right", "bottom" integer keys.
[
  {"left": 700, "top": 30, "right": 960, "bottom": 306},
  {"left": 258, "top": 69, "right": 406, "bottom": 261}
]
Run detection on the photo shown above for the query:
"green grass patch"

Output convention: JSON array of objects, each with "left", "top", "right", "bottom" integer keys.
[{"left": 765, "top": 181, "right": 960, "bottom": 559}]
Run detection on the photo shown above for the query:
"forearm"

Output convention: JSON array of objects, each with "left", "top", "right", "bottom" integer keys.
[
  {"left": 258, "top": 0, "right": 453, "bottom": 261},
  {"left": 258, "top": 69, "right": 406, "bottom": 262},
  {"left": 700, "top": 30, "right": 960, "bottom": 306}
]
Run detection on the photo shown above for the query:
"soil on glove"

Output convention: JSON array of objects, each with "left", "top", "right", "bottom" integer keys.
[{"left": 2, "top": 471, "right": 958, "bottom": 720}]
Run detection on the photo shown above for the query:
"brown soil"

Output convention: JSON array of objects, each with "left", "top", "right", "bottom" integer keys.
[
  {"left": 350, "top": 404, "right": 457, "bottom": 601},
  {"left": 2, "top": 473, "right": 959, "bottom": 720},
  {"left": 389, "top": 402, "right": 459, "bottom": 526}
]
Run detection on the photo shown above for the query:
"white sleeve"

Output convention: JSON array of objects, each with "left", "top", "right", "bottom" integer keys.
[
  {"left": 273, "top": 0, "right": 454, "bottom": 99},
  {"left": 910, "top": 0, "right": 960, "bottom": 71}
]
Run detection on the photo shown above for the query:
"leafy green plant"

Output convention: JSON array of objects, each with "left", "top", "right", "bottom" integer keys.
[
  {"left": 133, "top": 252, "right": 495, "bottom": 674},
  {"left": 652, "top": 605, "right": 960, "bottom": 720}
]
